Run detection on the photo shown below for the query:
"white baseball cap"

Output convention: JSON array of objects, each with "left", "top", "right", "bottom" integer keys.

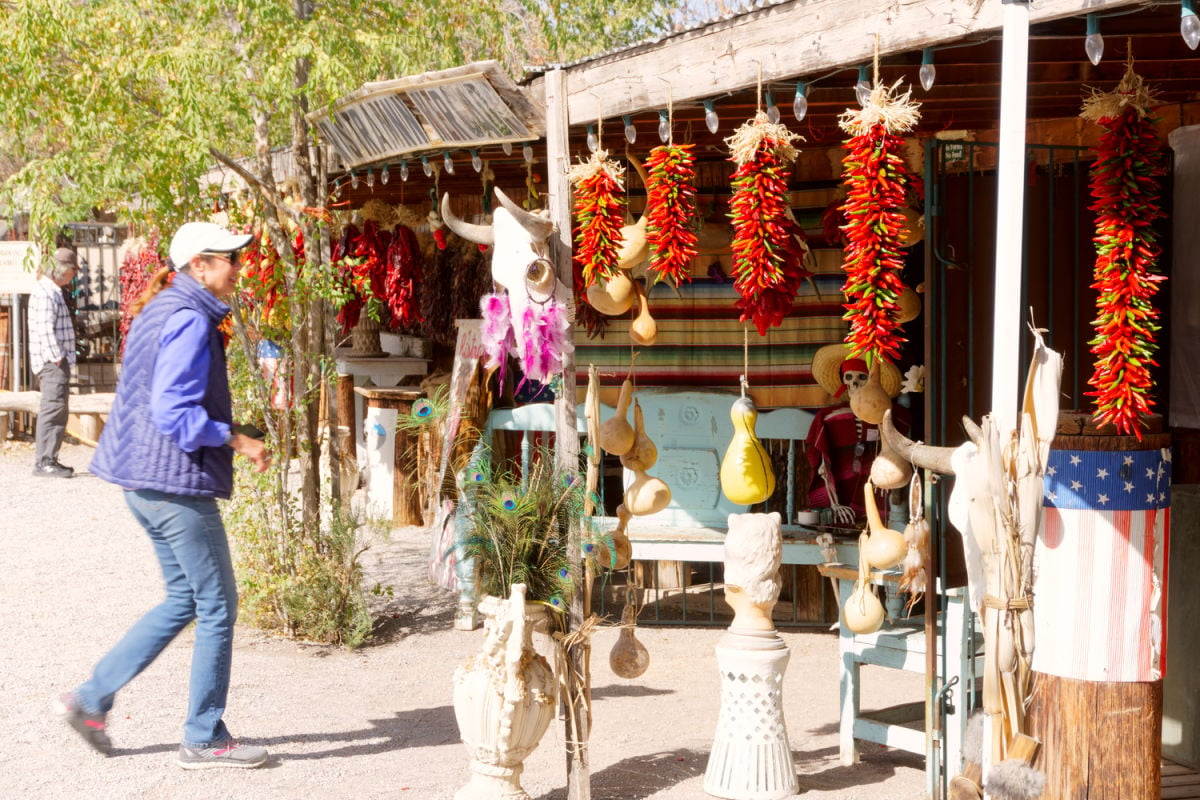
[{"left": 168, "top": 222, "right": 254, "bottom": 270}]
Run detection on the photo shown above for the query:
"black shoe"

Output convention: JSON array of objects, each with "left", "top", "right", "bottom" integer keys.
[
  {"left": 54, "top": 692, "right": 112, "bottom": 755},
  {"left": 33, "top": 461, "right": 74, "bottom": 478}
]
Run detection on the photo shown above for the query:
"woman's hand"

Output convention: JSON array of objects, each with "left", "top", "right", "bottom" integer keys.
[{"left": 231, "top": 432, "right": 273, "bottom": 473}]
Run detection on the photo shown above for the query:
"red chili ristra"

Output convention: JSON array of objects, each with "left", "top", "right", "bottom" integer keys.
[
  {"left": 729, "top": 136, "right": 804, "bottom": 332},
  {"left": 838, "top": 123, "right": 909, "bottom": 365},
  {"left": 1085, "top": 106, "right": 1166, "bottom": 438},
  {"left": 573, "top": 168, "right": 625, "bottom": 288},
  {"left": 644, "top": 144, "right": 699, "bottom": 285}
]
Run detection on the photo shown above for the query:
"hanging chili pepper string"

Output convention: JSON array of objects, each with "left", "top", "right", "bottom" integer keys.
[
  {"left": 570, "top": 150, "right": 626, "bottom": 289},
  {"left": 1084, "top": 103, "right": 1166, "bottom": 437},
  {"left": 837, "top": 79, "right": 920, "bottom": 366},
  {"left": 725, "top": 111, "right": 805, "bottom": 334},
  {"left": 644, "top": 143, "right": 698, "bottom": 286}
]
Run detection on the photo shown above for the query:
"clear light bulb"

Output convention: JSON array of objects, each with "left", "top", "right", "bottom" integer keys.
[
  {"left": 523, "top": 143, "right": 534, "bottom": 163},
  {"left": 400, "top": 160, "right": 409, "bottom": 182},
  {"left": 443, "top": 151, "right": 455, "bottom": 175},
  {"left": 502, "top": 141, "right": 513, "bottom": 156},
  {"left": 1183, "top": 1, "right": 1200, "bottom": 50},
  {"left": 919, "top": 47, "right": 936, "bottom": 91},
  {"left": 623, "top": 115, "right": 637, "bottom": 144},
  {"left": 792, "top": 83, "right": 808, "bottom": 122},
  {"left": 1085, "top": 14, "right": 1103, "bottom": 65},
  {"left": 855, "top": 66, "right": 871, "bottom": 108},
  {"left": 658, "top": 110, "right": 670, "bottom": 143},
  {"left": 471, "top": 149, "right": 482, "bottom": 172},
  {"left": 586, "top": 125, "right": 598, "bottom": 153},
  {"left": 422, "top": 156, "right": 432, "bottom": 177},
  {"left": 380, "top": 164, "right": 390, "bottom": 185},
  {"left": 350, "top": 170, "right": 359, "bottom": 189},
  {"left": 765, "top": 92, "right": 780, "bottom": 124},
  {"left": 703, "top": 100, "right": 719, "bottom": 134},
  {"left": 366, "top": 168, "right": 375, "bottom": 188}
]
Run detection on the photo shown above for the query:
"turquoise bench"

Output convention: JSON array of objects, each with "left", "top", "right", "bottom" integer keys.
[{"left": 463, "top": 389, "right": 861, "bottom": 625}]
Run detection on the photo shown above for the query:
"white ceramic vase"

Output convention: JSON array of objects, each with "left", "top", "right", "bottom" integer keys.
[{"left": 453, "top": 585, "right": 557, "bottom": 800}]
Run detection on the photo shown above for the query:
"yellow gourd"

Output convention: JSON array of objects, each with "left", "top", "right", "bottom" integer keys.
[
  {"left": 720, "top": 395, "right": 776, "bottom": 505},
  {"left": 894, "top": 285, "right": 922, "bottom": 324},
  {"left": 598, "top": 378, "right": 635, "bottom": 456},
  {"left": 861, "top": 480, "right": 907, "bottom": 570}
]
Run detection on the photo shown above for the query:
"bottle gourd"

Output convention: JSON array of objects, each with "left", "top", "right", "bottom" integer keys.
[{"left": 720, "top": 395, "right": 776, "bottom": 506}]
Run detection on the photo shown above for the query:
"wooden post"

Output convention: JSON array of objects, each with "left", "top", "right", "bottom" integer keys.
[
  {"left": 1025, "top": 414, "right": 1169, "bottom": 798},
  {"left": 545, "top": 66, "right": 591, "bottom": 800}
]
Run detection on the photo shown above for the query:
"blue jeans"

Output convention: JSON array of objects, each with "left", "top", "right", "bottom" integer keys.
[{"left": 75, "top": 489, "right": 238, "bottom": 748}]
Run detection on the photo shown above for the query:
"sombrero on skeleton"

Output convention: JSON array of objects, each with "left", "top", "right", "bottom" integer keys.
[{"left": 811, "top": 343, "right": 903, "bottom": 399}]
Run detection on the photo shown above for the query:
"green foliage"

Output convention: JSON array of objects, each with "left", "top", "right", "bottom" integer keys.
[
  {"left": 0, "top": 0, "right": 678, "bottom": 246},
  {"left": 458, "top": 445, "right": 582, "bottom": 608},
  {"left": 224, "top": 324, "right": 382, "bottom": 648}
]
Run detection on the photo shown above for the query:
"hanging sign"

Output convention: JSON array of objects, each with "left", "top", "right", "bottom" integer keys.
[{"left": 0, "top": 242, "right": 40, "bottom": 295}]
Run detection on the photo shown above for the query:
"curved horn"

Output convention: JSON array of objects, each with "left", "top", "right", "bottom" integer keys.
[
  {"left": 494, "top": 187, "right": 554, "bottom": 242},
  {"left": 880, "top": 410, "right": 958, "bottom": 476},
  {"left": 440, "top": 193, "right": 493, "bottom": 246},
  {"left": 961, "top": 415, "right": 984, "bottom": 446}
]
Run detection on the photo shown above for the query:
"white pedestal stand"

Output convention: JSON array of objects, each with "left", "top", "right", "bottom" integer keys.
[{"left": 704, "top": 628, "right": 798, "bottom": 799}]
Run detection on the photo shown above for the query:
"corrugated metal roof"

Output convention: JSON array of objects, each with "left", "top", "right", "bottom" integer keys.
[{"left": 519, "top": 0, "right": 796, "bottom": 81}]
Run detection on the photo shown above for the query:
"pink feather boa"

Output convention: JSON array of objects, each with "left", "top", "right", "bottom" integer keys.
[
  {"left": 480, "top": 290, "right": 574, "bottom": 387},
  {"left": 480, "top": 293, "right": 516, "bottom": 385},
  {"left": 519, "top": 298, "right": 574, "bottom": 385}
]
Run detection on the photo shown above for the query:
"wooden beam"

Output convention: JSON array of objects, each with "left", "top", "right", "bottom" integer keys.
[{"left": 530, "top": 0, "right": 1147, "bottom": 125}]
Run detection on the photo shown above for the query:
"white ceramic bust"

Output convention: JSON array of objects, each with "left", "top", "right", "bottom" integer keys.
[{"left": 724, "top": 512, "right": 783, "bottom": 631}]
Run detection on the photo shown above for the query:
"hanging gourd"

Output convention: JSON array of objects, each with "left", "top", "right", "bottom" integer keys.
[
  {"left": 719, "top": 390, "right": 776, "bottom": 506},
  {"left": 1081, "top": 62, "right": 1166, "bottom": 439},
  {"left": 585, "top": 269, "right": 635, "bottom": 316},
  {"left": 848, "top": 360, "right": 892, "bottom": 425},
  {"left": 621, "top": 399, "right": 672, "bottom": 516},
  {"left": 843, "top": 533, "right": 886, "bottom": 635},
  {"left": 838, "top": 76, "right": 920, "bottom": 367},
  {"left": 609, "top": 604, "right": 650, "bottom": 679},
  {"left": 860, "top": 479, "right": 907, "bottom": 570},
  {"left": 598, "top": 367, "right": 636, "bottom": 456},
  {"left": 628, "top": 281, "right": 658, "bottom": 347},
  {"left": 725, "top": 110, "right": 807, "bottom": 335}
]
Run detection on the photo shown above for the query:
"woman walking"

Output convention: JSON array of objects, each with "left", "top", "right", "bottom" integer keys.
[{"left": 57, "top": 222, "right": 272, "bottom": 769}]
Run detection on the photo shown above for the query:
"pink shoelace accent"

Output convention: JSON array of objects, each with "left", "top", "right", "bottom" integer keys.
[
  {"left": 212, "top": 743, "right": 238, "bottom": 756},
  {"left": 85, "top": 720, "right": 105, "bottom": 730}
]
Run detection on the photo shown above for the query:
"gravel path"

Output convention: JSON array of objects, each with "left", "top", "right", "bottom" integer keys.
[{"left": 0, "top": 440, "right": 926, "bottom": 799}]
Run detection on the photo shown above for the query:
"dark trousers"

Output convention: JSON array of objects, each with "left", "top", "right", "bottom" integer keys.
[{"left": 35, "top": 360, "right": 70, "bottom": 466}]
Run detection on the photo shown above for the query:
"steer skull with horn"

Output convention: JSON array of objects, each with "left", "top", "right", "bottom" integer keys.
[{"left": 442, "top": 188, "right": 574, "bottom": 381}]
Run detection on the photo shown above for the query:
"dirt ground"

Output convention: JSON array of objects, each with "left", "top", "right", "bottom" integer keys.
[{"left": 0, "top": 440, "right": 926, "bottom": 799}]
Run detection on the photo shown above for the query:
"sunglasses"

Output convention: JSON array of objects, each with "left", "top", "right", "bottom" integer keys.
[{"left": 201, "top": 250, "right": 241, "bottom": 268}]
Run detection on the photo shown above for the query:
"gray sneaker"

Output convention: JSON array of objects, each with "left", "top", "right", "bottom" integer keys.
[
  {"left": 178, "top": 740, "right": 268, "bottom": 770},
  {"left": 54, "top": 692, "right": 112, "bottom": 756}
]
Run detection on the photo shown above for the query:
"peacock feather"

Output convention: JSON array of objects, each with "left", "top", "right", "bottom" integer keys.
[{"left": 457, "top": 444, "right": 583, "bottom": 607}]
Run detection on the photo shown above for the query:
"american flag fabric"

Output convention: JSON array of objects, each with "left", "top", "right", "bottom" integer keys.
[{"left": 1033, "top": 446, "right": 1171, "bottom": 682}]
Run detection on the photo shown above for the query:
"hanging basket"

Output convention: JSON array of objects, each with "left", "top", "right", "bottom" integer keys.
[{"left": 350, "top": 315, "right": 385, "bottom": 357}]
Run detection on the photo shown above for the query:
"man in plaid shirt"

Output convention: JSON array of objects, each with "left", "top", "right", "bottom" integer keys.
[{"left": 29, "top": 247, "right": 78, "bottom": 477}]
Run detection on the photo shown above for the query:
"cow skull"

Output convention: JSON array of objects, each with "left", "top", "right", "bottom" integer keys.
[{"left": 441, "top": 188, "right": 574, "bottom": 368}]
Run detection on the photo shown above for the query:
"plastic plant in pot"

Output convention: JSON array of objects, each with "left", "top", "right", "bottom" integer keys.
[{"left": 453, "top": 446, "right": 582, "bottom": 800}]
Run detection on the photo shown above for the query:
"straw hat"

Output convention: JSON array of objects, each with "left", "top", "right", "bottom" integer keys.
[{"left": 811, "top": 343, "right": 903, "bottom": 398}]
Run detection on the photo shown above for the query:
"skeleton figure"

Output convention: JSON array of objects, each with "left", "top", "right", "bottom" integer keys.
[{"left": 806, "top": 357, "right": 906, "bottom": 525}]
